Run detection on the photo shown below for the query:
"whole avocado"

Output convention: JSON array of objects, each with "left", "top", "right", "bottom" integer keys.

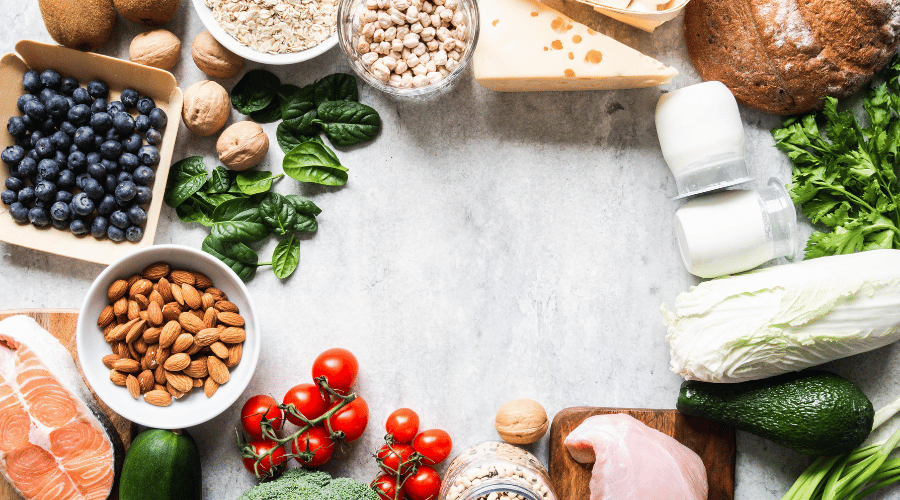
[
  {"left": 38, "top": 0, "right": 116, "bottom": 51},
  {"left": 120, "top": 428, "right": 202, "bottom": 500},
  {"left": 114, "top": 0, "right": 181, "bottom": 25},
  {"left": 677, "top": 370, "right": 874, "bottom": 456}
]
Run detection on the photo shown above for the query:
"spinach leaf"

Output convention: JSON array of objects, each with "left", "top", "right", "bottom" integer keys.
[
  {"left": 250, "top": 100, "right": 282, "bottom": 123},
  {"left": 259, "top": 192, "right": 298, "bottom": 235},
  {"left": 211, "top": 220, "right": 269, "bottom": 243},
  {"left": 272, "top": 235, "right": 300, "bottom": 279},
  {"left": 175, "top": 199, "right": 215, "bottom": 227},
  {"left": 206, "top": 166, "right": 232, "bottom": 194},
  {"left": 236, "top": 171, "right": 284, "bottom": 195},
  {"left": 231, "top": 69, "right": 281, "bottom": 114},
  {"left": 277, "top": 84, "right": 303, "bottom": 104},
  {"left": 164, "top": 156, "right": 208, "bottom": 208},
  {"left": 280, "top": 84, "right": 316, "bottom": 120},
  {"left": 195, "top": 191, "right": 238, "bottom": 209},
  {"left": 283, "top": 142, "right": 349, "bottom": 186},
  {"left": 282, "top": 111, "right": 320, "bottom": 136},
  {"left": 314, "top": 101, "right": 381, "bottom": 146},
  {"left": 220, "top": 241, "right": 259, "bottom": 264},
  {"left": 202, "top": 235, "right": 258, "bottom": 281},
  {"left": 285, "top": 194, "right": 322, "bottom": 216},
  {"left": 314, "top": 74, "right": 359, "bottom": 105},
  {"left": 288, "top": 214, "right": 317, "bottom": 233},
  {"left": 213, "top": 198, "right": 261, "bottom": 223},
  {"left": 276, "top": 122, "right": 317, "bottom": 153}
]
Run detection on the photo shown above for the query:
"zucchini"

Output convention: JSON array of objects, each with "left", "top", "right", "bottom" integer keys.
[{"left": 120, "top": 429, "right": 202, "bottom": 500}]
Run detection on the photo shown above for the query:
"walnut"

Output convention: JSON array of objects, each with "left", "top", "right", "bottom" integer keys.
[
  {"left": 217, "top": 121, "right": 269, "bottom": 171},
  {"left": 191, "top": 31, "right": 245, "bottom": 79},
  {"left": 181, "top": 81, "right": 231, "bottom": 137},
  {"left": 495, "top": 398, "right": 549, "bottom": 445},
  {"left": 129, "top": 29, "right": 181, "bottom": 70}
]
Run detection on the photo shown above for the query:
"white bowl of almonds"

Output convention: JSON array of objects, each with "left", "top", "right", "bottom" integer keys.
[
  {"left": 337, "top": 0, "right": 479, "bottom": 97},
  {"left": 76, "top": 244, "right": 260, "bottom": 429}
]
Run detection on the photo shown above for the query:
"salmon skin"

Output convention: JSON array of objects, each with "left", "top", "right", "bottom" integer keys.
[{"left": 0, "top": 315, "right": 122, "bottom": 500}]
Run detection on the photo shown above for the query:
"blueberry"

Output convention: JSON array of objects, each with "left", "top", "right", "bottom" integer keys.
[
  {"left": 101, "top": 159, "right": 118, "bottom": 172},
  {"left": 91, "top": 216, "right": 108, "bottom": 238},
  {"left": 74, "top": 127, "right": 95, "bottom": 150},
  {"left": 65, "top": 96, "right": 75, "bottom": 109},
  {"left": 112, "top": 113, "right": 135, "bottom": 134},
  {"left": 26, "top": 149, "right": 39, "bottom": 163},
  {"left": 107, "top": 225, "right": 125, "bottom": 242},
  {"left": 67, "top": 103, "right": 91, "bottom": 125},
  {"left": 125, "top": 225, "right": 144, "bottom": 242},
  {"left": 39, "top": 117, "right": 56, "bottom": 134},
  {"left": 145, "top": 128, "right": 162, "bottom": 146},
  {"left": 137, "top": 145, "right": 160, "bottom": 166},
  {"left": 49, "top": 201, "right": 70, "bottom": 221},
  {"left": 132, "top": 165, "right": 155, "bottom": 186},
  {"left": 17, "top": 95, "right": 36, "bottom": 115},
  {"left": 28, "top": 130, "right": 45, "bottom": 147},
  {"left": 107, "top": 101, "right": 126, "bottom": 115},
  {"left": 97, "top": 194, "right": 116, "bottom": 216},
  {"left": 34, "top": 181, "right": 56, "bottom": 202},
  {"left": 53, "top": 150, "right": 67, "bottom": 167},
  {"left": 59, "top": 121, "right": 77, "bottom": 137},
  {"left": 90, "top": 112, "right": 112, "bottom": 132},
  {"left": 93, "top": 135, "right": 104, "bottom": 151},
  {"left": 38, "top": 88, "right": 57, "bottom": 105},
  {"left": 23, "top": 100, "right": 46, "bottom": 120},
  {"left": 115, "top": 181, "right": 137, "bottom": 202},
  {"left": 1, "top": 145, "right": 25, "bottom": 166},
  {"left": 16, "top": 158, "right": 37, "bottom": 178},
  {"left": 17, "top": 186, "right": 35, "bottom": 205},
  {"left": 83, "top": 178, "right": 104, "bottom": 199},
  {"left": 7, "top": 116, "right": 26, "bottom": 138},
  {"left": 134, "top": 186, "right": 152, "bottom": 205},
  {"left": 71, "top": 192, "right": 95, "bottom": 215},
  {"left": 15, "top": 135, "right": 31, "bottom": 149},
  {"left": 122, "top": 134, "right": 142, "bottom": 154},
  {"left": 5, "top": 177, "right": 23, "bottom": 191},
  {"left": 51, "top": 217, "right": 70, "bottom": 230},
  {"left": 20, "top": 114, "right": 36, "bottom": 132},
  {"left": 9, "top": 202, "right": 28, "bottom": 223},
  {"left": 70, "top": 218, "right": 87, "bottom": 235},
  {"left": 55, "top": 189, "right": 73, "bottom": 203},
  {"left": 50, "top": 130, "right": 71, "bottom": 151},
  {"left": 34, "top": 138, "right": 55, "bottom": 159},
  {"left": 136, "top": 97, "right": 155, "bottom": 115},
  {"left": 37, "top": 159, "right": 60, "bottom": 181},
  {"left": 105, "top": 174, "right": 117, "bottom": 193},
  {"left": 75, "top": 173, "right": 91, "bottom": 191},
  {"left": 100, "top": 140, "right": 122, "bottom": 160},
  {"left": 90, "top": 98, "right": 108, "bottom": 115},
  {"left": 72, "top": 87, "right": 91, "bottom": 105},
  {"left": 87, "top": 163, "right": 105, "bottom": 180},
  {"left": 116, "top": 171, "right": 133, "bottom": 185},
  {"left": 28, "top": 207, "right": 49, "bottom": 227},
  {"left": 104, "top": 128, "right": 122, "bottom": 143},
  {"left": 134, "top": 114, "right": 151, "bottom": 133},
  {"left": 39, "top": 70, "right": 61, "bottom": 90},
  {"left": 85, "top": 152, "right": 102, "bottom": 165},
  {"left": 110, "top": 209, "right": 130, "bottom": 229},
  {"left": 87, "top": 80, "right": 109, "bottom": 99},
  {"left": 68, "top": 144, "right": 79, "bottom": 154},
  {"left": 22, "top": 71, "right": 41, "bottom": 94},
  {"left": 47, "top": 95, "right": 69, "bottom": 119},
  {"left": 60, "top": 77, "right": 79, "bottom": 95},
  {"left": 66, "top": 151, "right": 86, "bottom": 172},
  {"left": 148, "top": 108, "right": 167, "bottom": 129},
  {"left": 120, "top": 89, "right": 139, "bottom": 108},
  {"left": 1, "top": 190, "right": 16, "bottom": 205}
]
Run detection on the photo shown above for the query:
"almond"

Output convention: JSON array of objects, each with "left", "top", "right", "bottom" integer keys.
[
  {"left": 155, "top": 346, "right": 171, "bottom": 368},
  {"left": 154, "top": 383, "right": 167, "bottom": 392},
  {"left": 217, "top": 311, "right": 244, "bottom": 327},
  {"left": 127, "top": 300, "right": 140, "bottom": 320},
  {"left": 128, "top": 342, "right": 140, "bottom": 360},
  {"left": 192, "top": 272, "right": 213, "bottom": 289},
  {"left": 170, "top": 283, "right": 184, "bottom": 305},
  {"left": 149, "top": 289, "right": 165, "bottom": 308},
  {"left": 154, "top": 365, "right": 167, "bottom": 384},
  {"left": 113, "top": 296, "right": 129, "bottom": 317},
  {"left": 181, "top": 283, "right": 201, "bottom": 310},
  {"left": 113, "top": 358, "right": 141, "bottom": 373},
  {"left": 165, "top": 370, "right": 193, "bottom": 393},
  {"left": 179, "top": 312, "right": 204, "bottom": 334},
  {"left": 207, "top": 356, "right": 229, "bottom": 384},
  {"left": 170, "top": 270, "right": 196, "bottom": 286},
  {"left": 108, "top": 280, "right": 129, "bottom": 302},
  {"left": 141, "top": 350, "right": 154, "bottom": 371},
  {"left": 97, "top": 305, "right": 115, "bottom": 328},
  {"left": 184, "top": 358, "right": 208, "bottom": 378},
  {"left": 142, "top": 327, "right": 161, "bottom": 345},
  {"left": 163, "top": 352, "right": 191, "bottom": 371},
  {"left": 214, "top": 300, "right": 239, "bottom": 313},
  {"left": 110, "top": 369, "right": 127, "bottom": 386},
  {"left": 226, "top": 343, "right": 243, "bottom": 368},
  {"left": 115, "top": 342, "right": 129, "bottom": 359},
  {"left": 138, "top": 370, "right": 155, "bottom": 392},
  {"left": 195, "top": 327, "right": 219, "bottom": 347},
  {"left": 133, "top": 338, "right": 148, "bottom": 354},
  {"left": 220, "top": 327, "right": 246, "bottom": 343},
  {"left": 144, "top": 390, "right": 172, "bottom": 407},
  {"left": 112, "top": 318, "right": 139, "bottom": 341},
  {"left": 129, "top": 279, "right": 153, "bottom": 298},
  {"left": 126, "top": 374, "right": 140, "bottom": 399},
  {"left": 172, "top": 333, "right": 194, "bottom": 353},
  {"left": 103, "top": 324, "right": 116, "bottom": 342},
  {"left": 201, "top": 293, "right": 215, "bottom": 310},
  {"left": 186, "top": 342, "right": 204, "bottom": 356},
  {"left": 203, "top": 307, "right": 217, "bottom": 329},
  {"left": 134, "top": 294, "right": 150, "bottom": 310},
  {"left": 126, "top": 274, "right": 142, "bottom": 290},
  {"left": 102, "top": 354, "right": 120, "bottom": 369},
  {"left": 125, "top": 319, "right": 147, "bottom": 344},
  {"left": 192, "top": 377, "right": 203, "bottom": 388},
  {"left": 204, "top": 377, "right": 219, "bottom": 397},
  {"left": 209, "top": 341, "right": 229, "bottom": 359},
  {"left": 159, "top": 321, "right": 181, "bottom": 348},
  {"left": 206, "top": 287, "right": 227, "bottom": 301},
  {"left": 147, "top": 301, "right": 163, "bottom": 326},
  {"left": 158, "top": 277, "right": 175, "bottom": 303},
  {"left": 162, "top": 302, "right": 182, "bottom": 322},
  {"left": 143, "top": 262, "right": 170, "bottom": 281},
  {"left": 166, "top": 383, "right": 186, "bottom": 399}
]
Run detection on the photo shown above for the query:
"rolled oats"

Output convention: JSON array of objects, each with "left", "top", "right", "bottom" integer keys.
[{"left": 205, "top": 0, "right": 337, "bottom": 54}]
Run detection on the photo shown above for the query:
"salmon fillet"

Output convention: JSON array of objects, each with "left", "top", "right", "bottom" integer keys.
[{"left": 0, "top": 315, "right": 122, "bottom": 500}]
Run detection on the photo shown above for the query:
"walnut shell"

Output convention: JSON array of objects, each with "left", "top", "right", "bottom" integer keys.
[
  {"left": 182, "top": 81, "right": 230, "bottom": 137},
  {"left": 495, "top": 398, "right": 548, "bottom": 445},
  {"left": 217, "top": 121, "right": 269, "bottom": 171},
  {"left": 129, "top": 29, "right": 181, "bottom": 70},
  {"left": 191, "top": 31, "right": 244, "bottom": 79}
]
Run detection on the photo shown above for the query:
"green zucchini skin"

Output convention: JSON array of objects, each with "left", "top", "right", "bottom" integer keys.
[{"left": 119, "top": 429, "right": 202, "bottom": 500}]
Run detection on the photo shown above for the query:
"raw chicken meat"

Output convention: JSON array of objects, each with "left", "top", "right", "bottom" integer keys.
[{"left": 564, "top": 414, "right": 707, "bottom": 500}]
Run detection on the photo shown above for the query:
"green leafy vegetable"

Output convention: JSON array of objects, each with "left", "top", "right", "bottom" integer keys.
[
  {"left": 276, "top": 122, "right": 317, "bottom": 153},
  {"left": 286, "top": 194, "right": 322, "bottom": 216},
  {"left": 175, "top": 200, "right": 215, "bottom": 227},
  {"left": 236, "top": 171, "right": 283, "bottom": 195},
  {"left": 231, "top": 69, "right": 281, "bottom": 114},
  {"left": 314, "top": 100, "right": 382, "bottom": 147},
  {"left": 772, "top": 56, "right": 900, "bottom": 258},
  {"left": 211, "top": 220, "right": 269, "bottom": 244},
  {"left": 314, "top": 73, "right": 359, "bottom": 105},
  {"left": 249, "top": 100, "right": 282, "bottom": 123},
  {"left": 164, "top": 156, "right": 207, "bottom": 208},
  {"left": 202, "top": 235, "right": 258, "bottom": 281},
  {"left": 259, "top": 192, "right": 298, "bottom": 235},
  {"left": 272, "top": 235, "right": 300, "bottom": 279},
  {"left": 207, "top": 166, "right": 232, "bottom": 194},
  {"left": 280, "top": 83, "right": 316, "bottom": 120},
  {"left": 283, "top": 141, "right": 348, "bottom": 186}
]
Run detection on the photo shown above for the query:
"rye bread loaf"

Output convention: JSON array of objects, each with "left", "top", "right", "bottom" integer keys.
[{"left": 684, "top": 0, "right": 900, "bottom": 115}]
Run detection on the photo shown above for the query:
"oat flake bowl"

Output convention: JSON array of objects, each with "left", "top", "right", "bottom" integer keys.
[
  {"left": 191, "top": 0, "right": 339, "bottom": 65},
  {"left": 76, "top": 244, "right": 260, "bottom": 429}
]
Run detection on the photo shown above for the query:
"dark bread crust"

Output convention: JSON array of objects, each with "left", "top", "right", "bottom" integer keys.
[{"left": 685, "top": 0, "right": 900, "bottom": 115}]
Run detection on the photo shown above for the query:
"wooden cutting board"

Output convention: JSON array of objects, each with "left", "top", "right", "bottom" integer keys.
[
  {"left": 0, "top": 309, "right": 134, "bottom": 500},
  {"left": 548, "top": 407, "right": 736, "bottom": 500}
]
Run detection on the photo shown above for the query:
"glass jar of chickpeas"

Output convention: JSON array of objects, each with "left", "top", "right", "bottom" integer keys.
[{"left": 438, "top": 442, "right": 557, "bottom": 500}]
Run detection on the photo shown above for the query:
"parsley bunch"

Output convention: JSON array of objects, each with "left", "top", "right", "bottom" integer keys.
[{"left": 772, "top": 55, "right": 900, "bottom": 259}]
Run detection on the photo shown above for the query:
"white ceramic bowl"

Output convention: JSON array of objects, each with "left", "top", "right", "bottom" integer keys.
[
  {"left": 191, "top": 0, "right": 338, "bottom": 65},
  {"left": 76, "top": 244, "right": 260, "bottom": 429}
]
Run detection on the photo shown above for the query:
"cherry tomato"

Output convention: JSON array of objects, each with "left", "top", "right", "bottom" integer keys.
[
  {"left": 312, "top": 348, "right": 359, "bottom": 395},
  {"left": 371, "top": 474, "right": 403, "bottom": 500},
  {"left": 242, "top": 439, "right": 286, "bottom": 477},
  {"left": 404, "top": 466, "right": 441, "bottom": 500},
  {"left": 282, "top": 383, "right": 330, "bottom": 426},
  {"left": 413, "top": 429, "right": 452, "bottom": 465},
  {"left": 376, "top": 442, "right": 416, "bottom": 475},
  {"left": 326, "top": 396, "right": 369, "bottom": 442},
  {"left": 385, "top": 408, "right": 420, "bottom": 443},
  {"left": 241, "top": 395, "right": 283, "bottom": 440},
  {"left": 291, "top": 426, "right": 334, "bottom": 467}
]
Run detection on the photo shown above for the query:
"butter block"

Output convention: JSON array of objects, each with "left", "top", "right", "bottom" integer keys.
[{"left": 474, "top": 0, "right": 678, "bottom": 92}]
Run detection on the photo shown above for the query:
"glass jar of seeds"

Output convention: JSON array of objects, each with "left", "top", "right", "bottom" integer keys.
[{"left": 438, "top": 441, "right": 557, "bottom": 500}]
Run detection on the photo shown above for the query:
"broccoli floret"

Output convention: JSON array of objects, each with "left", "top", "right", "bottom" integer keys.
[
  {"left": 237, "top": 468, "right": 334, "bottom": 500},
  {"left": 320, "top": 477, "right": 379, "bottom": 500}
]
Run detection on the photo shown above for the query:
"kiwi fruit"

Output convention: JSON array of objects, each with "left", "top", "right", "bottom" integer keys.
[
  {"left": 38, "top": 0, "right": 116, "bottom": 51},
  {"left": 114, "top": 0, "right": 181, "bottom": 25}
]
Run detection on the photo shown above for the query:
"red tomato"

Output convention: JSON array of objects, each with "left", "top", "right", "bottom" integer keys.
[
  {"left": 404, "top": 466, "right": 441, "bottom": 500},
  {"left": 371, "top": 474, "right": 403, "bottom": 500},
  {"left": 282, "top": 383, "right": 330, "bottom": 426},
  {"left": 385, "top": 408, "right": 420, "bottom": 443},
  {"left": 291, "top": 426, "right": 334, "bottom": 467},
  {"left": 413, "top": 429, "right": 452, "bottom": 465},
  {"left": 241, "top": 395, "right": 283, "bottom": 440},
  {"left": 312, "top": 348, "right": 359, "bottom": 395},
  {"left": 376, "top": 442, "right": 416, "bottom": 475},
  {"left": 326, "top": 396, "right": 369, "bottom": 442},
  {"left": 242, "top": 439, "right": 286, "bottom": 477}
]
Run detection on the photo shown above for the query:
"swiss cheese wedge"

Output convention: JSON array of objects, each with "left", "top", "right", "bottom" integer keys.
[{"left": 474, "top": 0, "right": 678, "bottom": 91}]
